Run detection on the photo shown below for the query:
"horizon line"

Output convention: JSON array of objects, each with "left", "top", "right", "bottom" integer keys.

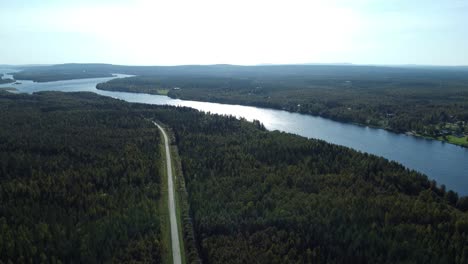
[{"left": 2, "top": 62, "right": 468, "bottom": 68}]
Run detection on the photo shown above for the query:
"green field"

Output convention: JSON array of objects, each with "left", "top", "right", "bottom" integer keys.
[
  {"left": 439, "top": 135, "right": 468, "bottom": 147},
  {"left": 157, "top": 89, "right": 170, "bottom": 95}
]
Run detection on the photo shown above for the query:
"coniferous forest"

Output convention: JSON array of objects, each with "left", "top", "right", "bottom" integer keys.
[
  {"left": 145, "top": 103, "right": 468, "bottom": 264},
  {"left": 0, "top": 91, "right": 467, "bottom": 263},
  {"left": 0, "top": 92, "right": 163, "bottom": 263},
  {"left": 97, "top": 69, "right": 468, "bottom": 147},
  {"left": 14, "top": 63, "right": 468, "bottom": 146}
]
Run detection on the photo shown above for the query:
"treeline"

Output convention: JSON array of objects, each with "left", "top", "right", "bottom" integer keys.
[
  {"left": 2, "top": 91, "right": 468, "bottom": 263},
  {"left": 0, "top": 92, "right": 163, "bottom": 263},
  {"left": 0, "top": 78, "right": 14, "bottom": 84},
  {"left": 140, "top": 105, "right": 468, "bottom": 263},
  {"left": 17, "top": 64, "right": 468, "bottom": 143},
  {"left": 97, "top": 69, "right": 468, "bottom": 145},
  {"left": 13, "top": 71, "right": 113, "bottom": 82},
  {"left": 168, "top": 135, "right": 203, "bottom": 264},
  {"left": 13, "top": 64, "right": 114, "bottom": 82}
]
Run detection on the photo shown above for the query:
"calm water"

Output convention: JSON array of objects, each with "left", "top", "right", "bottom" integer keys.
[{"left": 1, "top": 71, "right": 467, "bottom": 195}]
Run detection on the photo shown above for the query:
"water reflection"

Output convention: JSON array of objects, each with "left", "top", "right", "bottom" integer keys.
[{"left": 1, "top": 71, "right": 467, "bottom": 195}]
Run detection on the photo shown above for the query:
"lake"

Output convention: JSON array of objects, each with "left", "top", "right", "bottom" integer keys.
[{"left": 1, "top": 71, "right": 467, "bottom": 195}]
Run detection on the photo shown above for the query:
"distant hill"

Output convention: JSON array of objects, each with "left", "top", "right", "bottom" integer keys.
[{"left": 12, "top": 63, "right": 468, "bottom": 82}]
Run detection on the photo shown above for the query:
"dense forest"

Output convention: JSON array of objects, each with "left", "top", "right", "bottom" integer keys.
[
  {"left": 97, "top": 69, "right": 468, "bottom": 147},
  {"left": 15, "top": 64, "right": 468, "bottom": 147},
  {"left": 0, "top": 87, "right": 17, "bottom": 92},
  {"left": 142, "top": 106, "right": 468, "bottom": 264},
  {"left": 0, "top": 78, "right": 14, "bottom": 84},
  {"left": 2, "top": 90, "right": 468, "bottom": 263},
  {"left": 0, "top": 92, "right": 164, "bottom": 263},
  {"left": 12, "top": 68, "right": 113, "bottom": 82}
]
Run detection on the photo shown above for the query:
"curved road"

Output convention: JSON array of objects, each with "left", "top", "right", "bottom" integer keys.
[{"left": 154, "top": 121, "right": 182, "bottom": 264}]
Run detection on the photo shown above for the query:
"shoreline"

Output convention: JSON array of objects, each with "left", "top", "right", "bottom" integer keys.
[
  {"left": 0, "top": 87, "right": 18, "bottom": 92},
  {"left": 97, "top": 85, "right": 468, "bottom": 149}
]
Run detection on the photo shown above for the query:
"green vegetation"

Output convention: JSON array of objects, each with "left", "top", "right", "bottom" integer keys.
[
  {"left": 158, "top": 141, "right": 173, "bottom": 264},
  {"left": 0, "top": 87, "right": 17, "bottom": 92},
  {"left": 13, "top": 64, "right": 114, "bottom": 82},
  {"left": 169, "top": 144, "right": 187, "bottom": 264},
  {"left": 438, "top": 135, "right": 468, "bottom": 147},
  {"left": 157, "top": 123, "right": 188, "bottom": 264},
  {"left": 0, "top": 91, "right": 164, "bottom": 263},
  {"left": 145, "top": 105, "right": 468, "bottom": 263},
  {"left": 2, "top": 89, "right": 468, "bottom": 263},
  {"left": 0, "top": 78, "right": 14, "bottom": 84},
  {"left": 169, "top": 133, "right": 202, "bottom": 264},
  {"left": 96, "top": 80, "right": 170, "bottom": 95},
  {"left": 17, "top": 64, "right": 468, "bottom": 147},
  {"left": 157, "top": 89, "right": 170, "bottom": 95},
  {"left": 92, "top": 64, "right": 468, "bottom": 147}
]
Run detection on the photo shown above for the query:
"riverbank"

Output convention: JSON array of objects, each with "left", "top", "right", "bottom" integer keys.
[
  {"left": 13, "top": 63, "right": 468, "bottom": 149},
  {"left": 13, "top": 72, "right": 114, "bottom": 82},
  {"left": 0, "top": 87, "right": 18, "bottom": 92},
  {"left": 98, "top": 83, "right": 468, "bottom": 149},
  {"left": 0, "top": 78, "right": 14, "bottom": 84},
  {"left": 405, "top": 131, "right": 468, "bottom": 148},
  {"left": 171, "top": 94, "right": 468, "bottom": 148},
  {"left": 2, "top": 72, "right": 467, "bottom": 195}
]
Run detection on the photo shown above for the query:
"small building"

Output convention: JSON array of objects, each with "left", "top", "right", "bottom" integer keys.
[{"left": 440, "top": 129, "right": 450, "bottom": 135}]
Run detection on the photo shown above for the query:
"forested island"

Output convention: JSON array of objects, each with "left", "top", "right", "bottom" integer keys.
[
  {"left": 0, "top": 87, "right": 17, "bottom": 92},
  {"left": 0, "top": 78, "right": 14, "bottom": 84},
  {"left": 12, "top": 64, "right": 114, "bottom": 82},
  {"left": 1, "top": 91, "right": 467, "bottom": 263}
]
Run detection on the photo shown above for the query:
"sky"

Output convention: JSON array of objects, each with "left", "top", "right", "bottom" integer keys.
[{"left": 1, "top": 0, "right": 467, "bottom": 66}]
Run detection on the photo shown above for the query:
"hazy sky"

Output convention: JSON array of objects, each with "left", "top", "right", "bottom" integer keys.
[{"left": 1, "top": 0, "right": 467, "bottom": 65}]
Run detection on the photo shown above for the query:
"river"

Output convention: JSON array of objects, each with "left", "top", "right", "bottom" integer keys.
[{"left": 1, "top": 71, "right": 467, "bottom": 195}]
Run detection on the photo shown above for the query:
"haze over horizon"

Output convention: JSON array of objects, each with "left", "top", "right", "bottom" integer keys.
[{"left": 1, "top": 0, "right": 467, "bottom": 66}]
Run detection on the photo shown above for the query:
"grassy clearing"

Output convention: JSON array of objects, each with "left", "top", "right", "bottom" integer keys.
[
  {"left": 413, "top": 132, "right": 468, "bottom": 148},
  {"left": 157, "top": 89, "right": 170, "bottom": 95},
  {"left": 438, "top": 135, "right": 468, "bottom": 147}
]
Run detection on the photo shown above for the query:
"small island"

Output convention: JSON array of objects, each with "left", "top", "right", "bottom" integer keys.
[
  {"left": 0, "top": 87, "right": 18, "bottom": 92},
  {"left": 12, "top": 63, "right": 114, "bottom": 82},
  {"left": 0, "top": 78, "right": 15, "bottom": 84}
]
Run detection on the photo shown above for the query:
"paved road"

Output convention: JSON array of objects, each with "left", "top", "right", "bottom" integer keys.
[{"left": 154, "top": 121, "right": 182, "bottom": 264}]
